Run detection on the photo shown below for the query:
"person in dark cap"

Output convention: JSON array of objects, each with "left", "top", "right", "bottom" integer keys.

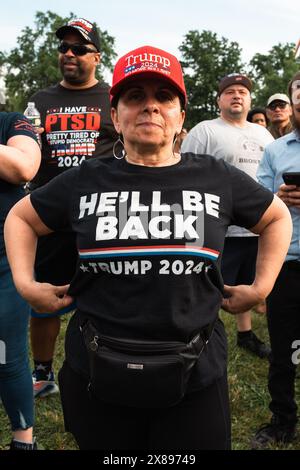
[
  {"left": 182, "top": 72, "right": 274, "bottom": 359},
  {"left": 4, "top": 46, "right": 291, "bottom": 450},
  {"left": 27, "top": 17, "right": 117, "bottom": 399},
  {"left": 247, "top": 107, "right": 268, "bottom": 128},
  {"left": 218, "top": 73, "right": 252, "bottom": 96}
]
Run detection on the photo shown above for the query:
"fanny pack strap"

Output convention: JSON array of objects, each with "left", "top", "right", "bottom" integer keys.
[
  {"left": 188, "top": 319, "right": 216, "bottom": 355},
  {"left": 79, "top": 314, "right": 216, "bottom": 355},
  {"left": 200, "top": 320, "right": 216, "bottom": 344}
]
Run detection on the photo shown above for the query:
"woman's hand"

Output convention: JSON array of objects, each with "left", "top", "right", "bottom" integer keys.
[
  {"left": 20, "top": 281, "right": 74, "bottom": 314},
  {"left": 221, "top": 284, "right": 265, "bottom": 315}
]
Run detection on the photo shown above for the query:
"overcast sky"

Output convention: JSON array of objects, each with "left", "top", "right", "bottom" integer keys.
[{"left": 1, "top": 0, "right": 299, "bottom": 66}]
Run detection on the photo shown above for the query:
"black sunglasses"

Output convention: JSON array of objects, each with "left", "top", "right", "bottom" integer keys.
[
  {"left": 268, "top": 101, "right": 288, "bottom": 111},
  {"left": 58, "top": 42, "right": 97, "bottom": 56}
]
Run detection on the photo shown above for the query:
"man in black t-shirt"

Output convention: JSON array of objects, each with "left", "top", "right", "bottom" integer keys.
[{"left": 29, "top": 18, "right": 117, "bottom": 398}]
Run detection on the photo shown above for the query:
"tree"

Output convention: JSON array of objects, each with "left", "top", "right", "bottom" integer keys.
[
  {"left": 0, "top": 11, "right": 117, "bottom": 111},
  {"left": 249, "top": 43, "right": 299, "bottom": 107},
  {"left": 179, "top": 30, "right": 244, "bottom": 129}
]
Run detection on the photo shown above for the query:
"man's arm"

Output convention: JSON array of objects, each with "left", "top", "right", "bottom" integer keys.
[
  {"left": 257, "top": 146, "right": 275, "bottom": 192},
  {"left": 258, "top": 144, "right": 300, "bottom": 209}
]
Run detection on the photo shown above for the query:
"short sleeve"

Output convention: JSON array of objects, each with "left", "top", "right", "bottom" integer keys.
[
  {"left": 181, "top": 124, "right": 207, "bottom": 154},
  {"left": 257, "top": 147, "right": 276, "bottom": 193},
  {"left": 228, "top": 162, "right": 274, "bottom": 229},
  {"left": 6, "top": 112, "right": 38, "bottom": 143},
  {"left": 30, "top": 168, "right": 80, "bottom": 231}
]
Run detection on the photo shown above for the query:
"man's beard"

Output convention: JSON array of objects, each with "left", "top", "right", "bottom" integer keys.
[
  {"left": 228, "top": 107, "right": 244, "bottom": 119},
  {"left": 60, "top": 61, "right": 86, "bottom": 85}
]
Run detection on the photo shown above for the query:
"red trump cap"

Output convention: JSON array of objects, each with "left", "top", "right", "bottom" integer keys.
[{"left": 110, "top": 45, "right": 187, "bottom": 107}]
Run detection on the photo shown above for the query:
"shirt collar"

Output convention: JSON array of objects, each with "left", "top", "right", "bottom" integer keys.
[{"left": 286, "top": 130, "right": 300, "bottom": 144}]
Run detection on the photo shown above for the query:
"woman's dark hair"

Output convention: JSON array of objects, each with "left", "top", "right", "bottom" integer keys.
[{"left": 247, "top": 107, "right": 268, "bottom": 124}]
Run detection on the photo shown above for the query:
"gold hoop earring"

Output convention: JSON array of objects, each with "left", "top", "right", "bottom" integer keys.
[{"left": 113, "top": 135, "right": 126, "bottom": 160}]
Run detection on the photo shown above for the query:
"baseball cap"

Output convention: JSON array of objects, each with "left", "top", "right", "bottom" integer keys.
[
  {"left": 218, "top": 73, "right": 252, "bottom": 95},
  {"left": 56, "top": 18, "right": 101, "bottom": 52},
  {"left": 110, "top": 45, "right": 187, "bottom": 107},
  {"left": 267, "top": 93, "right": 291, "bottom": 107}
]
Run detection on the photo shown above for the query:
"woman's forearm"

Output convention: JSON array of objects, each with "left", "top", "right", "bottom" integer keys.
[
  {"left": 222, "top": 197, "right": 292, "bottom": 314},
  {"left": 4, "top": 211, "right": 38, "bottom": 296},
  {"left": 252, "top": 198, "right": 292, "bottom": 298},
  {"left": 4, "top": 196, "right": 52, "bottom": 298}
]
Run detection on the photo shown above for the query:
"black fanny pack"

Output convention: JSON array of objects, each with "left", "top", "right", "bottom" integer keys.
[{"left": 80, "top": 320, "right": 215, "bottom": 408}]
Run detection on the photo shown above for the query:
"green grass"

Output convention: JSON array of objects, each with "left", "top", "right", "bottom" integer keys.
[{"left": 0, "top": 311, "right": 299, "bottom": 450}]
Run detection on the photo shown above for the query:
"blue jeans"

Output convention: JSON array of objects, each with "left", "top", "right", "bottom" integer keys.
[{"left": 0, "top": 254, "right": 34, "bottom": 430}]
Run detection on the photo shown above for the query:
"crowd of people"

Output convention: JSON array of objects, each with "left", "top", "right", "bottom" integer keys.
[{"left": 0, "top": 16, "right": 299, "bottom": 451}]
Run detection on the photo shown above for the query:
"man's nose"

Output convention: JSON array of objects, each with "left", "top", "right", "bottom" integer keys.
[{"left": 64, "top": 47, "right": 76, "bottom": 57}]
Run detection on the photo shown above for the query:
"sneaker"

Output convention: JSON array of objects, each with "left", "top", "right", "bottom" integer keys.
[
  {"left": 237, "top": 331, "right": 271, "bottom": 359},
  {"left": 32, "top": 371, "right": 59, "bottom": 398},
  {"left": 251, "top": 416, "right": 296, "bottom": 449},
  {"left": 9, "top": 437, "right": 38, "bottom": 450}
]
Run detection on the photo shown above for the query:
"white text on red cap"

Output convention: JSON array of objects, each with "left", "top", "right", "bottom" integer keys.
[{"left": 125, "top": 53, "right": 171, "bottom": 69}]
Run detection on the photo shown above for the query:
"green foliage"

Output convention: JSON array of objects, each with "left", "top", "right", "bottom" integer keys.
[
  {"left": 0, "top": 11, "right": 116, "bottom": 112},
  {"left": 249, "top": 43, "right": 299, "bottom": 107},
  {"left": 179, "top": 30, "right": 244, "bottom": 129}
]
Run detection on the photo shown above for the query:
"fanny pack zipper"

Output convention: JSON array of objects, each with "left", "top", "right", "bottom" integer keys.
[{"left": 89, "top": 334, "right": 187, "bottom": 354}]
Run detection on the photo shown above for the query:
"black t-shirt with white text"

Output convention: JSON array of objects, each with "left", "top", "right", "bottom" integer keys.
[
  {"left": 30, "top": 153, "right": 273, "bottom": 390},
  {"left": 30, "top": 82, "right": 118, "bottom": 188}
]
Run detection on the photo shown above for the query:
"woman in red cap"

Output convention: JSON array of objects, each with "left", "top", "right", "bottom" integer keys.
[{"left": 4, "top": 45, "right": 291, "bottom": 450}]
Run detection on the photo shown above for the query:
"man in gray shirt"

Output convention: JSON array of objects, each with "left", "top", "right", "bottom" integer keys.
[{"left": 182, "top": 73, "right": 274, "bottom": 358}]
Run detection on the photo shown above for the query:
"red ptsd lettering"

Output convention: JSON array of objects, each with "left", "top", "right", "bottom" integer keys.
[{"left": 45, "top": 113, "right": 101, "bottom": 132}]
